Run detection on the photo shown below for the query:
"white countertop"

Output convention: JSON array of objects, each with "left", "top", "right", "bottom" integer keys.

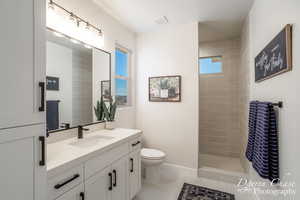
[{"left": 47, "top": 128, "right": 142, "bottom": 176}]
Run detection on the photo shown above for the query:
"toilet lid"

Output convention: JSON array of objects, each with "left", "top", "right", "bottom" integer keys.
[{"left": 141, "top": 148, "right": 166, "bottom": 160}]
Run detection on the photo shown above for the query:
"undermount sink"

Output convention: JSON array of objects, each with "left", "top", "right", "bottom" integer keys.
[{"left": 69, "top": 134, "right": 114, "bottom": 148}]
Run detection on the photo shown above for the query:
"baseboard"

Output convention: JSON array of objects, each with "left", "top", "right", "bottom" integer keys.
[
  {"left": 198, "top": 167, "right": 248, "bottom": 184},
  {"left": 160, "top": 163, "right": 198, "bottom": 180}
]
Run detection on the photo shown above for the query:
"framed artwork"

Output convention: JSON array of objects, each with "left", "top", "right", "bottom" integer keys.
[
  {"left": 255, "top": 24, "right": 292, "bottom": 82},
  {"left": 149, "top": 75, "right": 181, "bottom": 102},
  {"left": 46, "top": 76, "right": 59, "bottom": 91},
  {"left": 101, "top": 80, "right": 111, "bottom": 101}
]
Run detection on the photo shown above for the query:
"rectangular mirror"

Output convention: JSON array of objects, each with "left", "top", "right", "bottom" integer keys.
[{"left": 46, "top": 29, "right": 111, "bottom": 132}]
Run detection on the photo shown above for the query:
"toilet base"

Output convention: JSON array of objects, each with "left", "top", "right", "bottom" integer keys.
[{"left": 143, "top": 165, "right": 162, "bottom": 184}]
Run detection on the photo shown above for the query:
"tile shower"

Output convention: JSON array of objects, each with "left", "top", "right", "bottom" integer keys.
[{"left": 198, "top": 38, "right": 248, "bottom": 175}]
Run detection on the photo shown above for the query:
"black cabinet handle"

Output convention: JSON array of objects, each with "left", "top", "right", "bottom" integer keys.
[
  {"left": 108, "top": 172, "right": 113, "bottom": 191},
  {"left": 130, "top": 158, "right": 134, "bottom": 173},
  {"left": 131, "top": 141, "right": 140, "bottom": 147},
  {"left": 113, "top": 170, "right": 117, "bottom": 187},
  {"left": 80, "top": 192, "right": 85, "bottom": 200},
  {"left": 38, "top": 82, "right": 45, "bottom": 112},
  {"left": 54, "top": 174, "right": 80, "bottom": 189},
  {"left": 39, "top": 136, "right": 45, "bottom": 166}
]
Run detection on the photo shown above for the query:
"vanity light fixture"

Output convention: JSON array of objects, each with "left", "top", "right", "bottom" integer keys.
[
  {"left": 47, "top": 0, "right": 104, "bottom": 39},
  {"left": 48, "top": 0, "right": 55, "bottom": 10}
]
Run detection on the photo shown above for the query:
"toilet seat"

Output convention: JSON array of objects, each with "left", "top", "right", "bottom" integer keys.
[{"left": 141, "top": 148, "right": 166, "bottom": 160}]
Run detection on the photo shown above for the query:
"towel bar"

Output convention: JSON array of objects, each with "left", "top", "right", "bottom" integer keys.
[{"left": 272, "top": 101, "right": 283, "bottom": 108}]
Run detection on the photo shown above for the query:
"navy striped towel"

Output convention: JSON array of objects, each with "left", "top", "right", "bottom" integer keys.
[
  {"left": 245, "top": 101, "right": 258, "bottom": 161},
  {"left": 246, "top": 101, "right": 279, "bottom": 183}
]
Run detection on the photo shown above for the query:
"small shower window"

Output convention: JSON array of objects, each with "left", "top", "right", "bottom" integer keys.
[{"left": 199, "top": 56, "right": 223, "bottom": 74}]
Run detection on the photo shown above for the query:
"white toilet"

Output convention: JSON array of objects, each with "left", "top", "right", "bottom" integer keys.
[{"left": 141, "top": 148, "right": 166, "bottom": 184}]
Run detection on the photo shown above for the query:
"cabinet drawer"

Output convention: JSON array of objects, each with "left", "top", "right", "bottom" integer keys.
[
  {"left": 55, "top": 184, "right": 84, "bottom": 200},
  {"left": 48, "top": 165, "right": 84, "bottom": 200},
  {"left": 85, "top": 143, "right": 129, "bottom": 179},
  {"left": 129, "top": 136, "right": 142, "bottom": 152}
]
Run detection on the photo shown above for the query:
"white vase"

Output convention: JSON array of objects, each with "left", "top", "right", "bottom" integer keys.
[{"left": 105, "top": 121, "right": 115, "bottom": 130}]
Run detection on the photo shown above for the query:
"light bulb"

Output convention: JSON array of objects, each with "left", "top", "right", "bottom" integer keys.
[
  {"left": 53, "top": 31, "right": 64, "bottom": 38},
  {"left": 98, "top": 30, "right": 103, "bottom": 37},
  {"left": 84, "top": 44, "right": 92, "bottom": 49},
  {"left": 69, "top": 13, "right": 76, "bottom": 22},
  {"left": 70, "top": 38, "right": 79, "bottom": 44},
  {"left": 76, "top": 19, "right": 81, "bottom": 27},
  {"left": 85, "top": 22, "right": 90, "bottom": 30}
]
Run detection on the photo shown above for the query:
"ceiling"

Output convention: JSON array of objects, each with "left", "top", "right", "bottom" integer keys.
[{"left": 93, "top": 0, "right": 254, "bottom": 38}]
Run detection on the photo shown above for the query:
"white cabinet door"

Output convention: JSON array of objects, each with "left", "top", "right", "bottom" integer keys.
[
  {"left": 0, "top": 124, "right": 47, "bottom": 200},
  {"left": 85, "top": 166, "right": 112, "bottom": 200},
  {"left": 55, "top": 184, "right": 84, "bottom": 200},
  {"left": 0, "top": 0, "right": 46, "bottom": 129},
  {"left": 128, "top": 150, "right": 141, "bottom": 199},
  {"left": 111, "top": 157, "right": 128, "bottom": 200}
]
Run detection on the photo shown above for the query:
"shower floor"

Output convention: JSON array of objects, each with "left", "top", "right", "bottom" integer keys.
[
  {"left": 199, "top": 153, "right": 245, "bottom": 173},
  {"left": 198, "top": 153, "right": 246, "bottom": 183}
]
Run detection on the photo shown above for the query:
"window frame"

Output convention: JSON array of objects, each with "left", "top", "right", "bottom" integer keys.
[
  {"left": 115, "top": 45, "right": 132, "bottom": 107},
  {"left": 199, "top": 56, "right": 223, "bottom": 75}
]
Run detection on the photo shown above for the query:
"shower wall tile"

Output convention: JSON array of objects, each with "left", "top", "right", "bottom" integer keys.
[
  {"left": 72, "top": 50, "right": 93, "bottom": 126},
  {"left": 199, "top": 39, "right": 242, "bottom": 158}
]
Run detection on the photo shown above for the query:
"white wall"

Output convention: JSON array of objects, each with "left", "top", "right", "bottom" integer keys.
[
  {"left": 93, "top": 48, "right": 110, "bottom": 121},
  {"left": 56, "top": 0, "right": 137, "bottom": 128},
  {"left": 243, "top": 0, "right": 300, "bottom": 199},
  {"left": 46, "top": 41, "right": 73, "bottom": 126},
  {"left": 136, "top": 23, "right": 199, "bottom": 169}
]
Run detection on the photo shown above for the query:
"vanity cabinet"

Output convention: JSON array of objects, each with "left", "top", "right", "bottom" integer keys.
[
  {"left": 0, "top": 124, "right": 47, "bottom": 200},
  {"left": 85, "top": 166, "right": 112, "bottom": 200},
  {"left": 48, "top": 165, "right": 84, "bottom": 200},
  {"left": 48, "top": 136, "right": 142, "bottom": 200},
  {"left": 128, "top": 150, "right": 142, "bottom": 199},
  {"left": 0, "top": 0, "right": 46, "bottom": 129},
  {"left": 85, "top": 157, "right": 127, "bottom": 200},
  {"left": 0, "top": 0, "right": 47, "bottom": 199},
  {"left": 55, "top": 184, "right": 84, "bottom": 200},
  {"left": 111, "top": 157, "right": 128, "bottom": 200}
]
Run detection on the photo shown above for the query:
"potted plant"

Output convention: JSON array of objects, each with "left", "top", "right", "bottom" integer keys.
[
  {"left": 103, "top": 96, "right": 117, "bottom": 130},
  {"left": 94, "top": 97, "right": 105, "bottom": 121}
]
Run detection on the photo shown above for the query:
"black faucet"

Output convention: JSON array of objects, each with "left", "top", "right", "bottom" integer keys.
[
  {"left": 78, "top": 125, "right": 89, "bottom": 139},
  {"left": 61, "top": 123, "right": 70, "bottom": 129}
]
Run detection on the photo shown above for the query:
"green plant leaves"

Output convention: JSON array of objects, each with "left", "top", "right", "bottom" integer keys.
[
  {"left": 96, "top": 96, "right": 117, "bottom": 122},
  {"left": 93, "top": 97, "right": 105, "bottom": 121}
]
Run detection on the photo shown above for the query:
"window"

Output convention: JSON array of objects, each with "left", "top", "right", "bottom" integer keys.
[
  {"left": 199, "top": 56, "right": 223, "bottom": 74},
  {"left": 115, "top": 47, "right": 131, "bottom": 106}
]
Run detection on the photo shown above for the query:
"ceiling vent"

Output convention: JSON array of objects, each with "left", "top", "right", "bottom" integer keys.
[{"left": 155, "top": 16, "right": 169, "bottom": 25}]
